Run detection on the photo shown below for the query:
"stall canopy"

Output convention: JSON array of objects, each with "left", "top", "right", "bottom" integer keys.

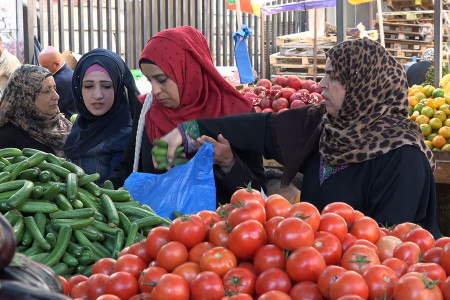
[{"left": 262, "top": 0, "right": 336, "bottom": 15}]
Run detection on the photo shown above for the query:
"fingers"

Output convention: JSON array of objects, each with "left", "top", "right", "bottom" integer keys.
[
  {"left": 217, "top": 134, "right": 230, "bottom": 145},
  {"left": 201, "top": 135, "right": 219, "bottom": 145}
]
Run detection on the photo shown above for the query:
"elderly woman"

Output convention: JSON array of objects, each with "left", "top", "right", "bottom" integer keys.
[
  {"left": 0, "top": 65, "right": 72, "bottom": 155},
  {"left": 63, "top": 48, "right": 139, "bottom": 183},
  {"left": 158, "top": 38, "right": 441, "bottom": 238}
]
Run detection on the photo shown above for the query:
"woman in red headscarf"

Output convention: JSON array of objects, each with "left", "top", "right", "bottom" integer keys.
[{"left": 109, "top": 26, "right": 266, "bottom": 205}]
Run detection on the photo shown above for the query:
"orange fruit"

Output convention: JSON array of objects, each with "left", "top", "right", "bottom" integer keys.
[
  {"left": 435, "top": 97, "right": 446, "bottom": 108},
  {"left": 415, "top": 115, "right": 430, "bottom": 125},
  {"left": 429, "top": 117, "right": 443, "bottom": 130},
  {"left": 409, "top": 88, "right": 421, "bottom": 96},
  {"left": 424, "top": 98, "right": 439, "bottom": 109},
  {"left": 423, "top": 85, "right": 435, "bottom": 97},
  {"left": 432, "top": 135, "right": 447, "bottom": 148},
  {"left": 440, "top": 104, "right": 450, "bottom": 115},
  {"left": 439, "top": 126, "right": 450, "bottom": 139},
  {"left": 434, "top": 110, "right": 447, "bottom": 122},
  {"left": 410, "top": 111, "right": 420, "bottom": 120},
  {"left": 408, "top": 96, "right": 419, "bottom": 107},
  {"left": 444, "top": 119, "right": 450, "bottom": 127},
  {"left": 426, "top": 133, "right": 439, "bottom": 141},
  {"left": 415, "top": 92, "right": 427, "bottom": 102}
]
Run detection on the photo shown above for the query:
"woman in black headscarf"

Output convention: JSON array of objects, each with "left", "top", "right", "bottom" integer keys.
[{"left": 63, "top": 48, "right": 139, "bottom": 182}]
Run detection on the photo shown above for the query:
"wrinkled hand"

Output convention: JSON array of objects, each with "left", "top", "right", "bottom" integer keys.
[
  {"left": 197, "top": 134, "right": 235, "bottom": 173},
  {"left": 152, "top": 127, "right": 183, "bottom": 170}
]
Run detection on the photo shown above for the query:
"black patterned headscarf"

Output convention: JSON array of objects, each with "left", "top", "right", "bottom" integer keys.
[
  {"left": 0, "top": 64, "right": 72, "bottom": 155},
  {"left": 319, "top": 37, "right": 435, "bottom": 170}
]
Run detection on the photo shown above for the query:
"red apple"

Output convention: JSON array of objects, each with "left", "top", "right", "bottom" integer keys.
[
  {"left": 253, "top": 86, "right": 267, "bottom": 96},
  {"left": 278, "top": 88, "right": 294, "bottom": 101},
  {"left": 272, "top": 97, "right": 289, "bottom": 112},
  {"left": 278, "top": 108, "right": 289, "bottom": 113},
  {"left": 257, "top": 78, "right": 272, "bottom": 90},
  {"left": 301, "top": 79, "right": 316, "bottom": 91},
  {"left": 272, "top": 75, "right": 288, "bottom": 87},
  {"left": 253, "top": 106, "right": 263, "bottom": 113},
  {"left": 262, "top": 108, "right": 276, "bottom": 113},
  {"left": 286, "top": 75, "right": 302, "bottom": 90},
  {"left": 290, "top": 99, "right": 308, "bottom": 109},
  {"left": 260, "top": 98, "right": 274, "bottom": 110}
]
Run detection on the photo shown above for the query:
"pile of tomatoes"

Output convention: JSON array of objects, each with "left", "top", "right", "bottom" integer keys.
[{"left": 63, "top": 185, "right": 450, "bottom": 300}]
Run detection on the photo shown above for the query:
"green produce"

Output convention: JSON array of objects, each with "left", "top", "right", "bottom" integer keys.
[{"left": 152, "top": 141, "right": 187, "bottom": 170}]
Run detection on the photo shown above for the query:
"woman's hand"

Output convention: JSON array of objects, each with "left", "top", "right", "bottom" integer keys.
[
  {"left": 197, "top": 134, "right": 235, "bottom": 173},
  {"left": 153, "top": 127, "right": 183, "bottom": 169}
]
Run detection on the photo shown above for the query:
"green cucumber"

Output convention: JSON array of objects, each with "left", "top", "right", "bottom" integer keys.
[
  {"left": 50, "top": 208, "right": 94, "bottom": 219},
  {"left": 41, "top": 225, "right": 72, "bottom": 267},
  {"left": 99, "top": 188, "right": 131, "bottom": 202},
  {"left": 45, "top": 153, "right": 64, "bottom": 165},
  {"left": 0, "top": 172, "right": 11, "bottom": 184},
  {"left": 7, "top": 180, "right": 34, "bottom": 208},
  {"left": 102, "top": 180, "right": 114, "bottom": 190},
  {"left": 55, "top": 193, "right": 73, "bottom": 211},
  {"left": 99, "top": 194, "right": 119, "bottom": 227},
  {"left": 42, "top": 182, "right": 61, "bottom": 201},
  {"left": 78, "top": 173, "right": 101, "bottom": 186},
  {"left": 24, "top": 216, "right": 51, "bottom": 250},
  {"left": 51, "top": 217, "right": 94, "bottom": 230},
  {"left": 37, "top": 162, "right": 70, "bottom": 178},
  {"left": 112, "top": 229, "right": 124, "bottom": 259},
  {"left": 38, "top": 170, "right": 51, "bottom": 183},
  {"left": 78, "top": 249, "right": 93, "bottom": 266},
  {"left": 61, "top": 161, "right": 85, "bottom": 177},
  {"left": 62, "top": 252, "right": 79, "bottom": 266},
  {"left": 66, "top": 173, "right": 78, "bottom": 200},
  {"left": 32, "top": 185, "right": 44, "bottom": 199},
  {"left": 0, "top": 148, "right": 22, "bottom": 158}
]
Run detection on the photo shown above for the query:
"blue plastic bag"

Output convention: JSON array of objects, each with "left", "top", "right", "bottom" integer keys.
[{"left": 124, "top": 142, "right": 216, "bottom": 219}]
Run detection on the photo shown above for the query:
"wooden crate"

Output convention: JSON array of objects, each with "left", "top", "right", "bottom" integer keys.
[
  {"left": 378, "top": 21, "right": 432, "bottom": 43},
  {"left": 386, "top": 0, "right": 434, "bottom": 10},
  {"left": 276, "top": 32, "right": 336, "bottom": 47}
]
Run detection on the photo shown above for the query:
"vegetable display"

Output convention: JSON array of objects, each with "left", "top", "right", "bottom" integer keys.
[{"left": 0, "top": 148, "right": 170, "bottom": 277}]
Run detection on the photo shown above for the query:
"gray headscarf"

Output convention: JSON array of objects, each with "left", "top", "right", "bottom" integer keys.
[{"left": 421, "top": 48, "right": 434, "bottom": 62}]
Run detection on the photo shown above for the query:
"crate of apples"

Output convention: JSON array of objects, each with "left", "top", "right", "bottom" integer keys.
[{"left": 241, "top": 75, "right": 324, "bottom": 113}]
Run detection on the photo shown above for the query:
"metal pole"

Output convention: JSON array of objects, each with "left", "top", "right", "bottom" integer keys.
[
  {"left": 336, "top": 0, "right": 344, "bottom": 43},
  {"left": 435, "top": 0, "right": 443, "bottom": 87}
]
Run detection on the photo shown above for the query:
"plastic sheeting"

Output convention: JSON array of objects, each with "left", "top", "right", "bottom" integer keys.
[{"left": 261, "top": 0, "right": 336, "bottom": 15}]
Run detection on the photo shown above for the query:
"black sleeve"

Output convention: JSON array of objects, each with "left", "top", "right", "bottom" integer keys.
[
  {"left": 196, "top": 112, "right": 280, "bottom": 161},
  {"left": 108, "top": 102, "right": 143, "bottom": 188}
]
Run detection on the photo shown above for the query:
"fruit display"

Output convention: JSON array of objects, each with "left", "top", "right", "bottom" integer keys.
[
  {"left": 0, "top": 147, "right": 170, "bottom": 277},
  {"left": 408, "top": 84, "right": 450, "bottom": 151},
  {"left": 63, "top": 185, "right": 450, "bottom": 300},
  {"left": 241, "top": 75, "right": 324, "bottom": 113}
]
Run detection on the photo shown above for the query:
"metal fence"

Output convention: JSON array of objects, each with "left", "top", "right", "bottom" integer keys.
[{"left": 17, "top": 0, "right": 304, "bottom": 79}]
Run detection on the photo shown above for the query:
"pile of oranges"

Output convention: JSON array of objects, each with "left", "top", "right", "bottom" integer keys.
[{"left": 408, "top": 84, "right": 450, "bottom": 151}]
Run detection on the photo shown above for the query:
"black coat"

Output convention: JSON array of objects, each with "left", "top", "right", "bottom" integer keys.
[{"left": 0, "top": 122, "right": 55, "bottom": 154}]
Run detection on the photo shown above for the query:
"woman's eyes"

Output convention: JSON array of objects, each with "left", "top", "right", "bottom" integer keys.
[{"left": 83, "top": 84, "right": 113, "bottom": 89}]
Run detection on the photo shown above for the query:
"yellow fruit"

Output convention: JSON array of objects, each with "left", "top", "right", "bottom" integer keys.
[
  {"left": 415, "top": 92, "right": 426, "bottom": 102},
  {"left": 440, "top": 73, "right": 450, "bottom": 87},
  {"left": 433, "top": 135, "right": 447, "bottom": 148},
  {"left": 420, "top": 124, "right": 432, "bottom": 136},
  {"left": 410, "top": 111, "right": 420, "bottom": 120},
  {"left": 445, "top": 95, "right": 450, "bottom": 104},
  {"left": 424, "top": 140, "right": 433, "bottom": 150},
  {"left": 439, "top": 126, "right": 450, "bottom": 139},
  {"left": 444, "top": 83, "right": 450, "bottom": 95},
  {"left": 408, "top": 96, "right": 419, "bottom": 107},
  {"left": 421, "top": 106, "right": 434, "bottom": 118},
  {"left": 424, "top": 98, "right": 439, "bottom": 109},
  {"left": 435, "top": 97, "right": 446, "bottom": 107},
  {"left": 429, "top": 117, "right": 443, "bottom": 130},
  {"left": 442, "top": 144, "right": 450, "bottom": 151},
  {"left": 440, "top": 104, "right": 450, "bottom": 115},
  {"left": 432, "top": 88, "right": 445, "bottom": 98},
  {"left": 445, "top": 119, "right": 450, "bottom": 127},
  {"left": 434, "top": 110, "right": 447, "bottom": 122},
  {"left": 409, "top": 88, "right": 422, "bottom": 96},
  {"left": 427, "top": 133, "right": 439, "bottom": 141},
  {"left": 415, "top": 115, "right": 430, "bottom": 125},
  {"left": 423, "top": 85, "right": 435, "bottom": 97}
]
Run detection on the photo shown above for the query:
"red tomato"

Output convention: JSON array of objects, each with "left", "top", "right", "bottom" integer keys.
[
  {"left": 329, "top": 271, "right": 369, "bottom": 300},
  {"left": 335, "top": 296, "right": 364, "bottom": 300},
  {"left": 190, "top": 271, "right": 225, "bottom": 300},
  {"left": 228, "top": 220, "right": 266, "bottom": 260},
  {"left": 209, "top": 220, "right": 231, "bottom": 248},
  {"left": 230, "top": 182, "right": 265, "bottom": 207},
  {"left": 222, "top": 294, "right": 253, "bottom": 300},
  {"left": 189, "top": 241, "right": 214, "bottom": 263},
  {"left": 362, "top": 265, "right": 398, "bottom": 300},
  {"left": 257, "top": 290, "right": 292, "bottom": 300},
  {"left": 353, "top": 210, "right": 365, "bottom": 222},
  {"left": 170, "top": 214, "right": 207, "bottom": 249},
  {"left": 68, "top": 274, "right": 88, "bottom": 290},
  {"left": 197, "top": 210, "right": 221, "bottom": 228},
  {"left": 104, "top": 271, "right": 139, "bottom": 300},
  {"left": 313, "top": 231, "right": 342, "bottom": 265},
  {"left": 318, "top": 213, "right": 348, "bottom": 242},
  {"left": 285, "top": 202, "right": 320, "bottom": 232},
  {"left": 341, "top": 233, "right": 358, "bottom": 253},
  {"left": 286, "top": 246, "right": 326, "bottom": 282},
  {"left": 379, "top": 227, "right": 392, "bottom": 237},
  {"left": 138, "top": 266, "right": 167, "bottom": 293},
  {"left": 255, "top": 268, "right": 292, "bottom": 296},
  {"left": 436, "top": 237, "right": 450, "bottom": 248},
  {"left": 317, "top": 265, "right": 347, "bottom": 299},
  {"left": 97, "top": 295, "right": 122, "bottom": 300},
  {"left": 290, "top": 281, "right": 323, "bottom": 300},
  {"left": 114, "top": 254, "right": 147, "bottom": 279},
  {"left": 150, "top": 273, "right": 189, "bottom": 300},
  {"left": 376, "top": 235, "right": 402, "bottom": 262},
  {"left": 70, "top": 281, "right": 87, "bottom": 299},
  {"left": 216, "top": 204, "right": 233, "bottom": 219},
  {"left": 127, "top": 293, "right": 152, "bottom": 300},
  {"left": 85, "top": 273, "right": 109, "bottom": 300},
  {"left": 393, "top": 241, "right": 421, "bottom": 266},
  {"left": 128, "top": 240, "right": 152, "bottom": 265},
  {"left": 253, "top": 244, "right": 286, "bottom": 274},
  {"left": 349, "top": 217, "right": 380, "bottom": 244},
  {"left": 391, "top": 222, "right": 422, "bottom": 241},
  {"left": 156, "top": 241, "right": 188, "bottom": 272},
  {"left": 404, "top": 228, "right": 435, "bottom": 253},
  {"left": 274, "top": 217, "right": 314, "bottom": 251},
  {"left": 422, "top": 247, "right": 443, "bottom": 264},
  {"left": 172, "top": 262, "right": 201, "bottom": 284},
  {"left": 381, "top": 257, "right": 409, "bottom": 279},
  {"left": 440, "top": 276, "right": 450, "bottom": 300},
  {"left": 394, "top": 271, "right": 443, "bottom": 300},
  {"left": 146, "top": 226, "right": 172, "bottom": 259},
  {"left": 199, "top": 246, "right": 237, "bottom": 277},
  {"left": 228, "top": 200, "right": 266, "bottom": 228},
  {"left": 222, "top": 267, "right": 256, "bottom": 295},
  {"left": 341, "top": 245, "right": 380, "bottom": 275},
  {"left": 441, "top": 243, "right": 450, "bottom": 275},
  {"left": 322, "top": 202, "right": 355, "bottom": 225},
  {"left": 408, "top": 263, "right": 447, "bottom": 287},
  {"left": 351, "top": 239, "right": 379, "bottom": 256},
  {"left": 58, "top": 275, "right": 70, "bottom": 295},
  {"left": 264, "top": 216, "right": 284, "bottom": 245},
  {"left": 265, "top": 194, "right": 291, "bottom": 219},
  {"left": 92, "top": 257, "right": 117, "bottom": 275}
]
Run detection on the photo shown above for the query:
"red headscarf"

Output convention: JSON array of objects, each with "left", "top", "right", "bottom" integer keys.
[{"left": 139, "top": 26, "right": 253, "bottom": 142}]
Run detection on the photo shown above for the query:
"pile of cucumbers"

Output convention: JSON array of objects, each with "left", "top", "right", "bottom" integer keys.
[
  {"left": 0, "top": 148, "right": 170, "bottom": 277},
  {"left": 152, "top": 139, "right": 189, "bottom": 170}
]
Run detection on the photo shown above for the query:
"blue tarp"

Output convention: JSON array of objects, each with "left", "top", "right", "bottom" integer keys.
[{"left": 261, "top": 0, "right": 336, "bottom": 15}]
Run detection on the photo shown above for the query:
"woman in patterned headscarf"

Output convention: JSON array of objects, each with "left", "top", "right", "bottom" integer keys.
[
  {"left": 158, "top": 37, "right": 441, "bottom": 237},
  {"left": 0, "top": 64, "right": 72, "bottom": 155}
]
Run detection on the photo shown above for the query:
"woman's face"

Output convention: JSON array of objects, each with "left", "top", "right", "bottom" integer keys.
[
  {"left": 81, "top": 70, "right": 115, "bottom": 116},
  {"left": 319, "top": 58, "right": 346, "bottom": 117},
  {"left": 140, "top": 63, "right": 180, "bottom": 109},
  {"left": 35, "top": 76, "right": 60, "bottom": 116}
]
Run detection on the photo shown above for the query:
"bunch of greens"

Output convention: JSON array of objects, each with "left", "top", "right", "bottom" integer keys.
[{"left": 423, "top": 65, "right": 450, "bottom": 87}]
